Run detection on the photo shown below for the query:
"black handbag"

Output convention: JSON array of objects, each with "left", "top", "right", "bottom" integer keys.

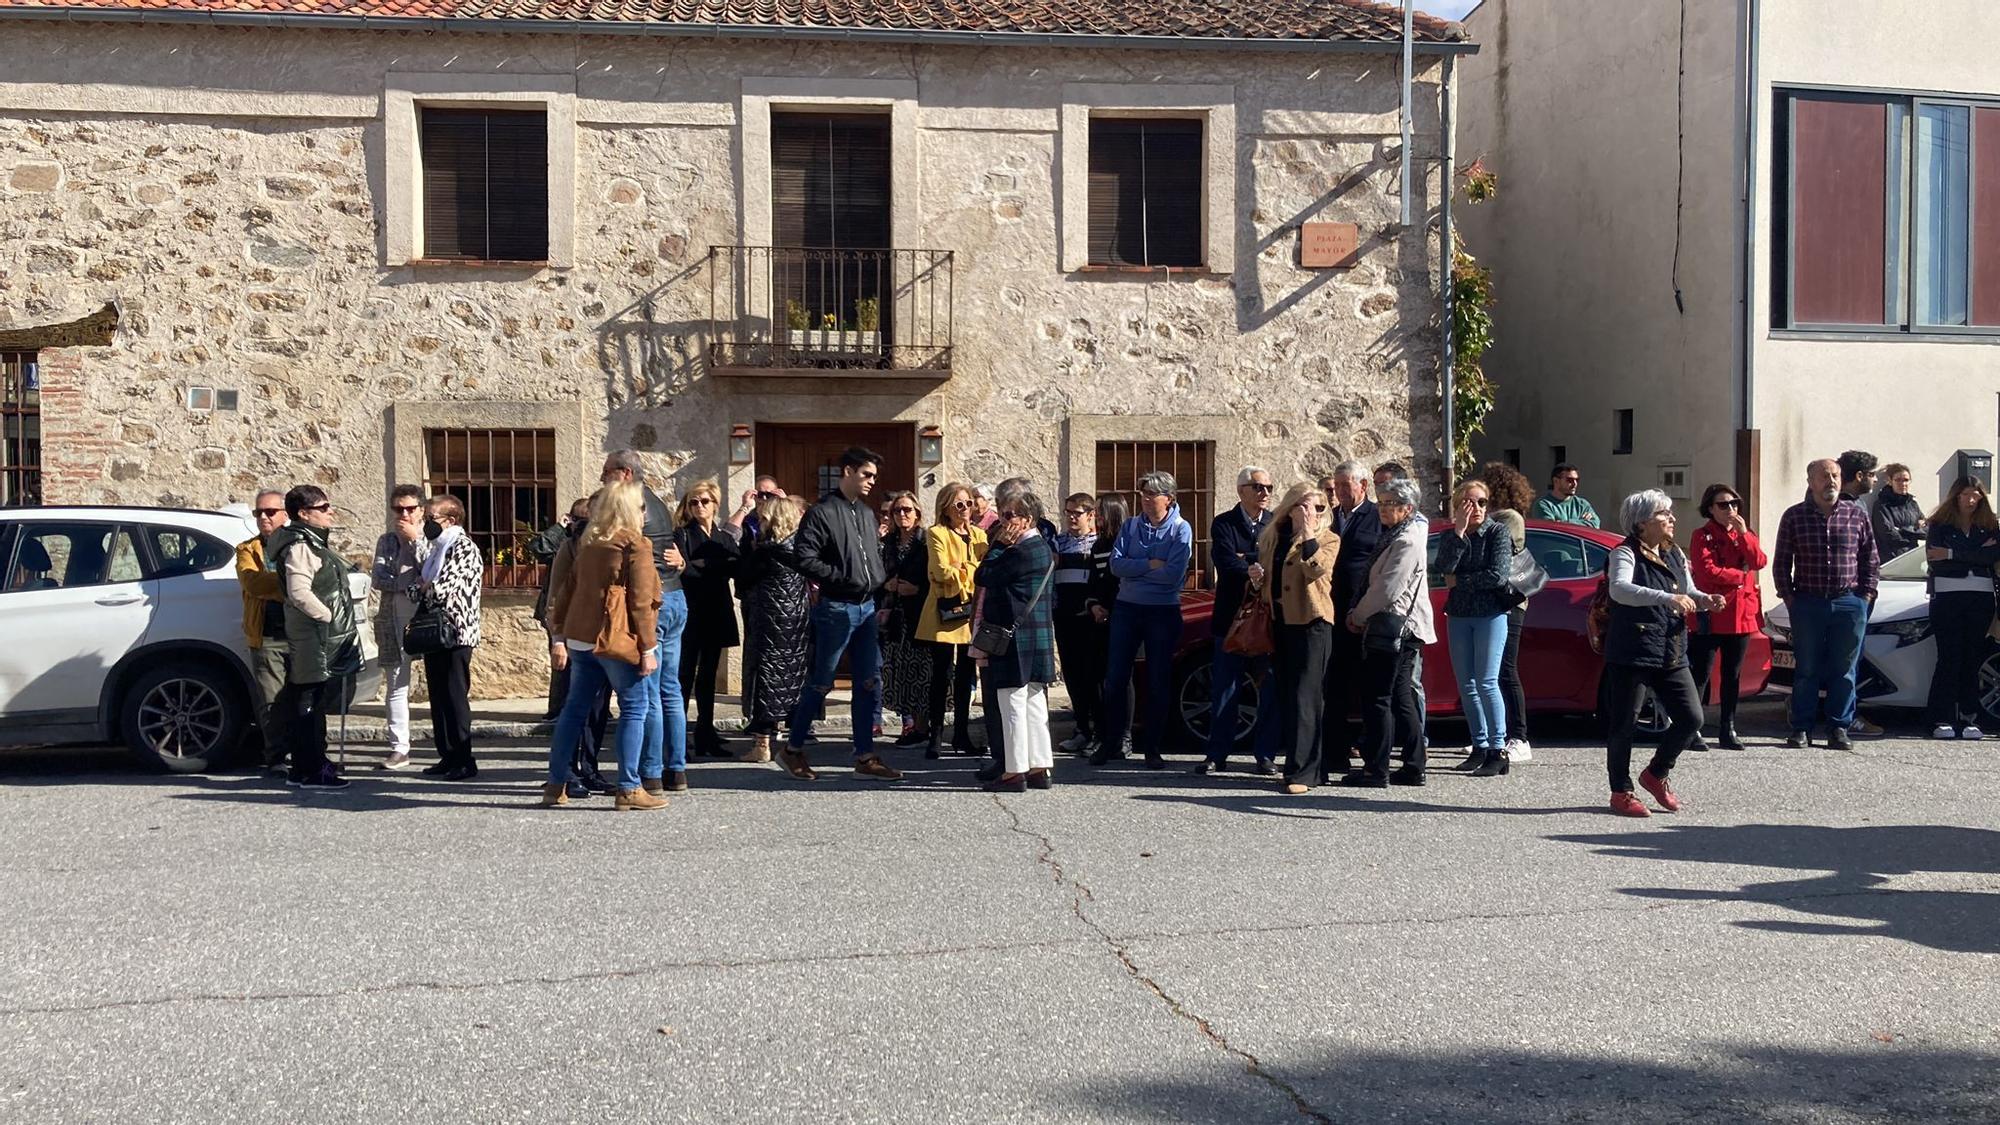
[
  {"left": 1506, "top": 547, "right": 1550, "bottom": 603},
  {"left": 1362, "top": 611, "right": 1409, "bottom": 656},
  {"left": 402, "top": 598, "right": 452, "bottom": 657},
  {"left": 935, "top": 595, "right": 973, "bottom": 623}
]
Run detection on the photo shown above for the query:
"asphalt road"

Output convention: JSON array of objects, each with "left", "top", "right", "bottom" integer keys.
[{"left": 2, "top": 699, "right": 1996, "bottom": 1124}]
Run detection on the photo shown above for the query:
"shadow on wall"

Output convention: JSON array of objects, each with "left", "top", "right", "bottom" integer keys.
[
  {"left": 1553, "top": 823, "right": 2000, "bottom": 955},
  {"left": 1068, "top": 1044, "right": 1999, "bottom": 1124},
  {"left": 595, "top": 260, "right": 707, "bottom": 456}
]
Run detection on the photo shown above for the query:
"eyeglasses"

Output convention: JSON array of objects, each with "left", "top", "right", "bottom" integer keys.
[
  {"left": 951, "top": 499, "right": 974, "bottom": 509},
  {"left": 689, "top": 497, "right": 715, "bottom": 507},
  {"left": 392, "top": 505, "right": 422, "bottom": 514},
  {"left": 1556, "top": 475, "right": 1580, "bottom": 484},
  {"left": 1468, "top": 498, "right": 1489, "bottom": 507},
  {"left": 858, "top": 470, "right": 879, "bottom": 481},
  {"left": 893, "top": 507, "right": 919, "bottom": 516},
  {"left": 1065, "top": 509, "right": 1091, "bottom": 518},
  {"left": 1247, "top": 483, "right": 1273, "bottom": 493},
  {"left": 255, "top": 508, "right": 284, "bottom": 518}
]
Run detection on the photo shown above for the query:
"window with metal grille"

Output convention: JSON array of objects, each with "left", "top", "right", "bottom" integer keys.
[
  {"left": 1095, "top": 440, "right": 1212, "bottom": 590},
  {"left": 2, "top": 351, "right": 40, "bottom": 507},
  {"left": 1087, "top": 118, "right": 1204, "bottom": 268},
  {"left": 423, "top": 428, "right": 558, "bottom": 590},
  {"left": 420, "top": 107, "right": 549, "bottom": 262}
]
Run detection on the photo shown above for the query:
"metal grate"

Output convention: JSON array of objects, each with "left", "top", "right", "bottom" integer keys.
[
  {"left": 1, "top": 351, "right": 40, "bottom": 507},
  {"left": 424, "top": 428, "right": 558, "bottom": 590},
  {"left": 1094, "top": 440, "right": 1213, "bottom": 591}
]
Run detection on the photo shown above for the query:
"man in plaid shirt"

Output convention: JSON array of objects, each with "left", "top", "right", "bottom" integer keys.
[{"left": 1772, "top": 458, "right": 1881, "bottom": 749}]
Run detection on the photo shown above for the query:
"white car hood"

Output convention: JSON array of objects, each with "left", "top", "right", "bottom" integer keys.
[{"left": 1766, "top": 580, "right": 1928, "bottom": 631}]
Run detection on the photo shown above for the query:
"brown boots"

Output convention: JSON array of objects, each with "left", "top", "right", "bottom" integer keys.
[{"left": 616, "top": 787, "right": 669, "bottom": 812}]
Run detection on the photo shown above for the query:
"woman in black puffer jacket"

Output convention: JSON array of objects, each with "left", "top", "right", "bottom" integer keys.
[
  {"left": 1432, "top": 479, "right": 1515, "bottom": 776},
  {"left": 738, "top": 496, "right": 811, "bottom": 771},
  {"left": 1871, "top": 464, "right": 1926, "bottom": 562}
]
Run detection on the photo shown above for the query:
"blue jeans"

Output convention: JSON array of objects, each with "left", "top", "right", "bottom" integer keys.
[
  {"left": 548, "top": 651, "right": 651, "bottom": 790},
  {"left": 789, "top": 598, "right": 881, "bottom": 759},
  {"left": 1788, "top": 592, "right": 1868, "bottom": 732},
  {"left": 1207, "top": 645, "right": 1280, "bottom": 764},
  {"left": 1100, "top": 601, "right": 1183, "bottom": 757},
  {"left": 644, "top": 590, "right": 689, "bottom": 779},
  {"left": 1447, "top": 612, "right": 1508, "bottom": 749}
]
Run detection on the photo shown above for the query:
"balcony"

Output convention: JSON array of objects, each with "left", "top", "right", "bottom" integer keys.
[{"left": 707, "top": 246, "right": 954, "bottom": 380}]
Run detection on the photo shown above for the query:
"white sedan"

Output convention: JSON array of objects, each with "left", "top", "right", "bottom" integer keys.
[
  {"left": 0, "top": 505, "right": 379, "bottom": 771},
  {"left": 1763, "top": 548, "right": 1991, "bottom": 723}
]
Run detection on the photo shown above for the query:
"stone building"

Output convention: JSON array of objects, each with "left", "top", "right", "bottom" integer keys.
[{"left": 0, "top": 0, "right": 1472, "bottom": 696}]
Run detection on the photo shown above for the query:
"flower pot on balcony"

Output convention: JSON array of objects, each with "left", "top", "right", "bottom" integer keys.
[{"left": 787, "top": 329, "right": 879, "bottom": 352}]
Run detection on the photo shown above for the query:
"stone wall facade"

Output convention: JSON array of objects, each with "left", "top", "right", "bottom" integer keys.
[{"left": 1, "top": 23, "right": 1452, "bottom": 698}]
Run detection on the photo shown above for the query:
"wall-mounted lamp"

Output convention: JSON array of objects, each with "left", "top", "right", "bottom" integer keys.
[
  {"left": 729, "top": 423, "right": 753, "bottom": 465},
  {"left": 918, "top": 425, "right": 944, "bottom": 466}
]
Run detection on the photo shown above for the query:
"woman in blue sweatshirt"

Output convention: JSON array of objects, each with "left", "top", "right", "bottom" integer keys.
[{"left": 1090, "top": 471, "right": 1194, "bottom": 770}]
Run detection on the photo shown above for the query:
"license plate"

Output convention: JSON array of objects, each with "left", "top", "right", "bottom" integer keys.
[{"left": 1771, "top": 650, "right": 1795, "bottom": 669}]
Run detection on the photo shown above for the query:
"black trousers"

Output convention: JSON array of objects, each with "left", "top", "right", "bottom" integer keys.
[
  {"left": 1687, "top": 631, "right": 1750, "bottom": 729},
  {"left": 424, "top": 645, "right": 476, "bottom": 769},
  {"left": 1321, "top": 623, "right": 1365, "bottom": 765},
  {"left": 1360, "top": 643, "right": 1426, "bottom": 777},
  {"left": 1603, "top": 662, "right": 1701, "bottom": 793},
  {"left": 1498, "top": 607, "right": 1528, "bottom": 742},
  {"left": 283, "top": 677, "right": 336, "bottom": 779},
  {"left": 1927, "top": 590, "right": 1994, "bottom": 726},
  {"left": 928, "top": 642, "right": 977, "bottom": 747},
  {"left": 570, "top": 687, "right": 613, "bottom": 780},
  {"left": 1054, "top": 614, "right": 1106, "bottom": 737},
  {"left": 680, "top": 631, "right": 727, "bottom": 735},
  {"left": 1277, "top": 619, "right": 1333, "bottom": 785},
  {"left": 981, "top": 663, "right": 1005, "bottom": 762}
]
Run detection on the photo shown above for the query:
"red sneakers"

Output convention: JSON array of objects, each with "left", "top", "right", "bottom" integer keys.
[
  {"left": 1610, "top": 791, "right": 1651, "bottom": 818},
  {"left": 1637, "top": 769, "right": 1681, "bottom": 812}
]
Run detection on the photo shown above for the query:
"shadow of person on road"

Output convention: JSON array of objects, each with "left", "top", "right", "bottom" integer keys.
[{"left": 1552, "top": 824, "right": 2000, "bottom": 954}]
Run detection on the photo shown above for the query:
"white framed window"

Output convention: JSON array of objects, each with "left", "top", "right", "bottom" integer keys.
[{"left": 1059, "top": 84, "right": 1235, "bottom": 274}]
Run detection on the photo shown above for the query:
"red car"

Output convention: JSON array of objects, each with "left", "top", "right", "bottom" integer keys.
[{"left": 1161, "top": 519, "right": 1772, "bottom": 749}]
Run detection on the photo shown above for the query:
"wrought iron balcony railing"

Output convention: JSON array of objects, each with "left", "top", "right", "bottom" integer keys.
[{"left": 707, "top": 246, "right": 954, "bottom": 375}]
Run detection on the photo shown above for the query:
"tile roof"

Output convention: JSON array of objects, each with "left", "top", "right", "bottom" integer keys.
[{"left": 0, "top": 0, "right": 1471, "bottom": 44}]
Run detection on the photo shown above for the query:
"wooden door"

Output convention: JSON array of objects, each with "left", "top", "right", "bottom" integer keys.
[{"left": 756, "top": 423, "right": 916, "bottom": 507}]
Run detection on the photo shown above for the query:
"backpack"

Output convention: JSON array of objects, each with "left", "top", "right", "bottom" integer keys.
[{"left": 1586, "top": 573, "right": 1612, "bottom": 655}]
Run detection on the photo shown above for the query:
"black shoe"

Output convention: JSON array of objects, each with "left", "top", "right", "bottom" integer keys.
[
  {"left": 1389, "top": 766, "right": 1427, "bottom": 787},
  {"left": 565, "top": 779, "right": 593, "bottom": 799},
  {"left": 981, "top": 773, "right": 1026, "bottom": 793},
  {"left": 1472, "top": 750, "right": 1509, "bottom": 777},
  {"left": 923, "top": 740, "right": 942, "bottom": 760},
  {"left": 894, "top": 729, "right": 930, "bottom": 747},
  {"left": 293, "top": 768, "right": 350, "bottom": 791},
  {"left": 1339, "top": 771, "right": 1389, "bottom": 789},
  {"left": 578, "top": 770, "right": 617, "bottom": 795},
  {"left": 1718, "top": 725, "right": 1745, "bottom": 751},
  {"left": 1689, "top": 735, "right": 1710, "bottom": 752},
  {"left": 1088, "top": 744, "right": 1128, "bottom": 766},
  {"left": 442, "top": 764, "right": 479, "bottom": 782},
  {"left": 1189, "top": 760, "right": 1221, "bottom": 775},
  {"left": 1454, "top": 749, "right": 1488, "bottom": 773},
  {"left": 975, "top": 760, "right": 1004, "bottom": 783},
  {"left": 1827, "top": 726, "right": 1854, "bottom": 751},
  {"left": 1026, "top": 770, "right": 1053, "bottom": 790},
  {"left": 1784, "top": 730, "right": 1810, "bottom": 748},
  {"left": 1143, "top": 753, "right": 1166, "bottom": 771},
  {"left": 1252, "top": 758, "right": 1278, "bottom": 777},
  {"left": 421, "top": 761, "right": 450, "bottom": 776},
  {"left": 664, "top": 769, "right": 690, "bottom": 792}
]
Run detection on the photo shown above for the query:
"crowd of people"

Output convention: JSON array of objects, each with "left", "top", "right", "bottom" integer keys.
[{"left": 231, "top": 442, "right": 1996, "bottom": 817}]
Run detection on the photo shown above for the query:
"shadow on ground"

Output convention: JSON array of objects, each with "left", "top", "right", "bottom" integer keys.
[
  {"left": 1554, "top": 823, "right": 2000, "bottom": 955},
  {"left": 1076, "top": 1043, "right": 1999, "bottom": 1124}
]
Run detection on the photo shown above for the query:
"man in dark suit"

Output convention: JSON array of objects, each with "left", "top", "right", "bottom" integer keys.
[
  {"left": 1321, "top": 460, "right": 1382, "bottom": 779},
  {"left": 1192, "top": 466, "right": 1281, "bottom": 774}
]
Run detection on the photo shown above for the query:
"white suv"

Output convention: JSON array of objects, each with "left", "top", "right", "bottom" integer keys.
[{"left": 0, "top": 506, "right": 379, "bottom": 771}]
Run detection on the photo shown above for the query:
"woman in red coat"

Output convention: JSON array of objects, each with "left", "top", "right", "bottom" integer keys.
[{"left": 1688, "top": 483, "right": 1768, "bottom": 750}]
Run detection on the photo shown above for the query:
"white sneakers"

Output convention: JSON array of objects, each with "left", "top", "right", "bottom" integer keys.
[
  {"left": 1964, "top": 725, "right": 1985, "bottom": 741},
  {"left": 1935, "top": 724, "right": 1987, "bottom": 740},
  {"left": 1504, "top": 738, "right": 1532, "bottom": 763}
]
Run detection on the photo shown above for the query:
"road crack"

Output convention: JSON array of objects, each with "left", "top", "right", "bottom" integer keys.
[{"left": 989, "top": 794, "right": 1333, "bottom": 1125}]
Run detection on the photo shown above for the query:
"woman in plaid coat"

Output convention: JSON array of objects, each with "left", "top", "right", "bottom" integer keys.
[{"left": 974, "top": 488, "right": 1058, "bottom": 792}]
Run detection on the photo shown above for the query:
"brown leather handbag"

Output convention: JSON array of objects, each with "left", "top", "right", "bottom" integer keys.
[
  {"left": 593, "top": 542, "right": 644, "bottom": 665},
  {"left": 1223, "top": 590, "right": 1275, "bottom": 657}
]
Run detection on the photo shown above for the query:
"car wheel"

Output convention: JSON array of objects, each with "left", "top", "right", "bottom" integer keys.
[
  {"left": 1172, "top": 656, "right": 1259, "bottom": 751},
  {"left": 119, "top": 662, "right": 247, "bottom": 773},
  {"left": 1977, "top": 646, "right": 2000, "bottom": 728}
]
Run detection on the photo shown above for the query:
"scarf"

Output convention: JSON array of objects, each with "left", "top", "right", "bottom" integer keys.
[{"left": 421, "top": 524, "right": 465, "bottom": 585}]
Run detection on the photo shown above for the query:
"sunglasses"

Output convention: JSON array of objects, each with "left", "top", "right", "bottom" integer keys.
[
  {"left": 951, "top": 499, "right": 974, "bottom": 509},
  {"left": 1468, "top": 498, "right": 1490, "bottom": 508},
  {"left": 1065, "top": 509, "right": 1091, "bottom": 517},
  {"left": 893, "top": 507, "right": 918, "bottom": 516},
  {"left": 756, "top": 491, "right": 778, "bottom": 500},
  {"left": 305, "top": 503, "right": 332, "bottom": 513},
  {"left": 1309, "top": 503, "right": 1328, "bottom": 513},
  {"left": 392, "top": 504, "right": 422, "bottom": 514},
  {"left": 689, "top": 497, "right": 715, "bottom": 506},
  {"left": 1247, "top": 483, "right": 1273, "bottom": 493},
  {"left": 255, "top": 507, "right": 284, "bottom": 518},
  {"left": 1713, "top": 499, "right": 1741, "bottom": 509}
]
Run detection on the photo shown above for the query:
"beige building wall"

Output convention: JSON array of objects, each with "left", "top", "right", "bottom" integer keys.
[
  {"left": 0, "top": 23, "right": 1456, "bottom": 695},
  {"left": 1750, "top": 0, "right": 2000, "bottom": 533},
  {"left": 1456, "top": 0, "right": 1746, "bottom": 529}
]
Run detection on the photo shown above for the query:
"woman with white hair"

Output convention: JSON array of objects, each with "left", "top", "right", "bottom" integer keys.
[
  {"left": 1602, "top": 489, "right": 1725, "bottom": 818},
  {"left": 1344, "top": 478, "right": 1434, "bottom": 786}
]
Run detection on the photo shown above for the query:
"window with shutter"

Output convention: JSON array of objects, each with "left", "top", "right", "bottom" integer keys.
[
  {"left": 1087, "top": 118, "right": 1204, "bottom": 268},
  {"left": 421, "top": 107, "right": 549, "bottom": 262},
  {"left": 769, "top": 113, "right": 893, "bottom": 336}
]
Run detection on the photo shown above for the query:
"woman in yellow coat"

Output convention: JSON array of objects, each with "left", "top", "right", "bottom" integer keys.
[
  {"left": 919, "top": 482, "right": 989, "bottom": 757},
  {"left": 1251, "top": 482, "right": 1341, "bottom": 795}
]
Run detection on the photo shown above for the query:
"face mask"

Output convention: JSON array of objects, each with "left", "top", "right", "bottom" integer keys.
[{"left": 423, "top": 519, "right": 444, "bottom": 541}]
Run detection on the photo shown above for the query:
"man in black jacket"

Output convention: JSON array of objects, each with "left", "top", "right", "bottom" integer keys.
[
  {"left": 1194, "top": 466, "right": 1279, "bottom": 774},
  {"left": 1321, "top": 460, "right": 1382, "bottom": 778},
  {"left": 784, "top": 446, "right": 901, "bottom": 781}
]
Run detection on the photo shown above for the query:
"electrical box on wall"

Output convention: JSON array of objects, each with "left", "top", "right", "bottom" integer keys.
[
  {"left": 1658, "top": 463, "right": 1691, "bottom": 501},
  {"left": 1957, "top": 449, "right": 1992, "bottom": 494}
]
